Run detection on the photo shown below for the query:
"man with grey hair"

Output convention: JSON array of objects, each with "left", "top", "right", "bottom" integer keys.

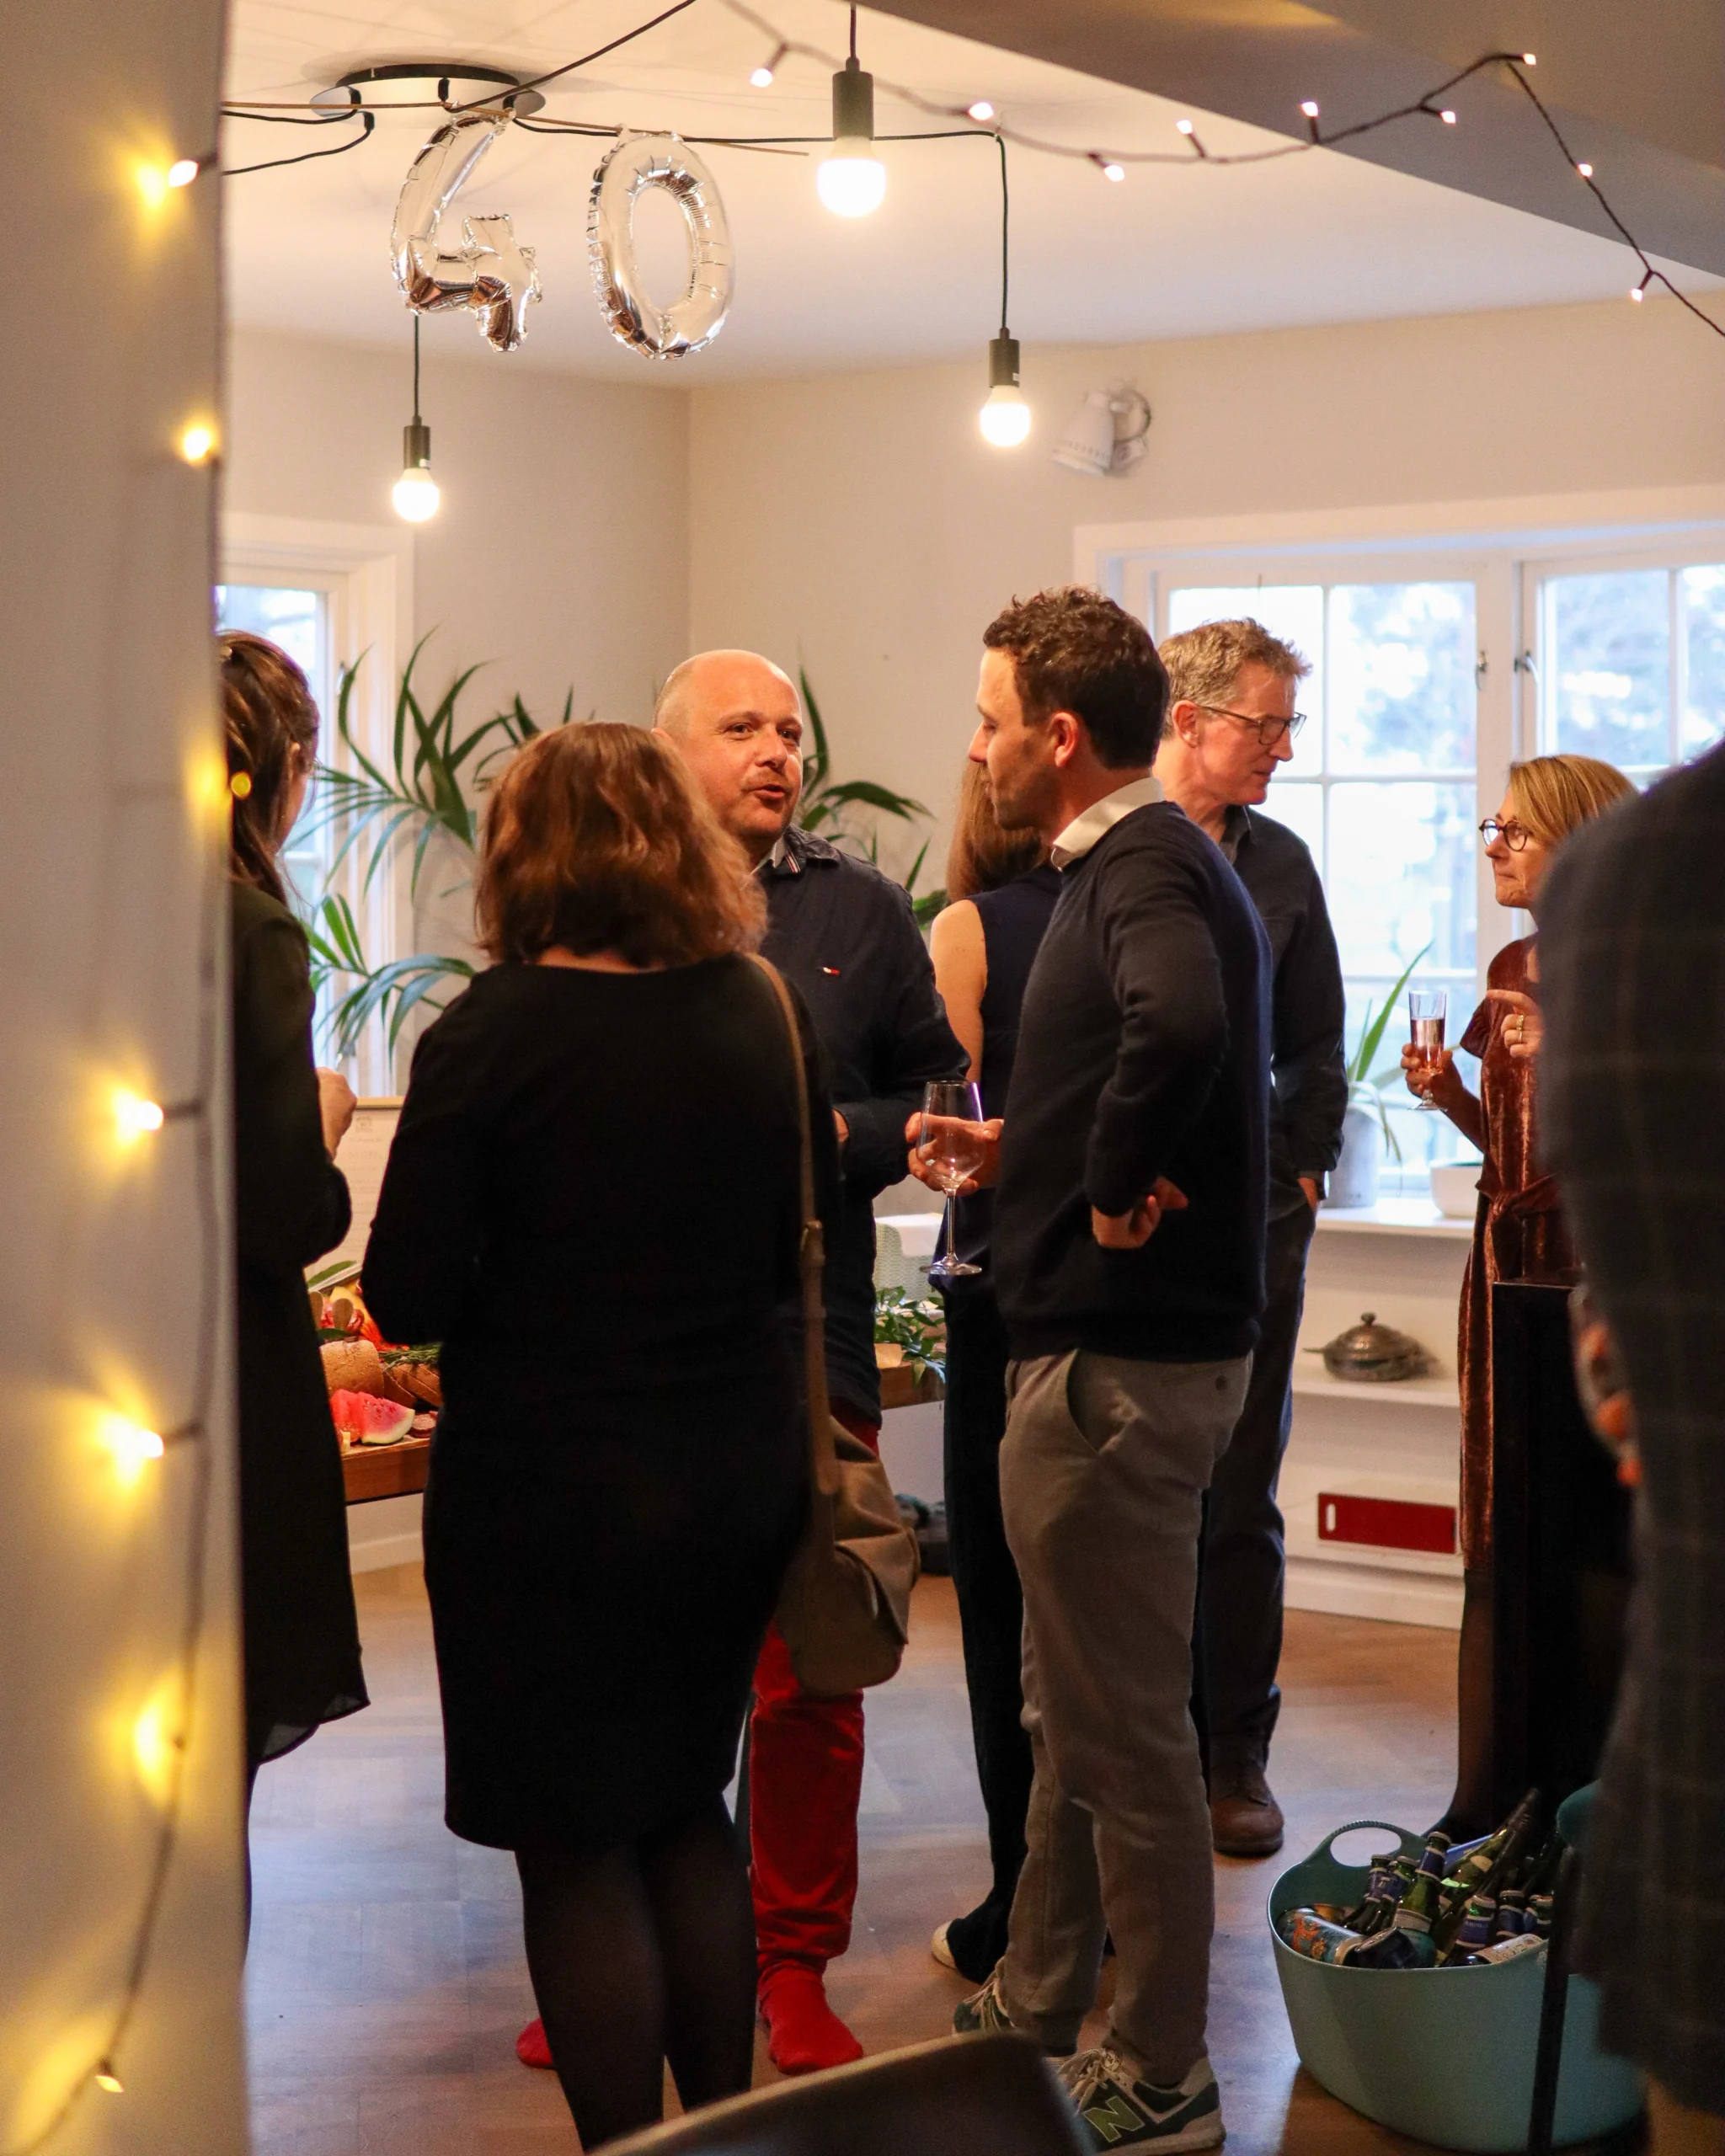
[{"left": 1153, "top": 619, "right": 1347, "bottom": 1859}]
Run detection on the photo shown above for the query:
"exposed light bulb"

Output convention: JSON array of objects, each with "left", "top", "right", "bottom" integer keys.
[
  {"left": 113, "top": 1088, "right": 166, "bottom": 1142},
  {"left": 818, "top": 141, "right": 887, "bottom": 216},
  {"left": 1300, "top": 100, "right": 1320, "bottom": 118},
  {"left": 179, "top": 422, "right": 216, "bottom": 464},
  {"left": 1577, "top": 161, "right": 1594, "bottom": 178},
  {"left": 393, "top": 417, "right": 440, "bottom": 522},
  {"left": 820, "top": 56, "right": 885, "bottom": 216},
  {"left": 168, "top": 157, "right": 200, "bottom": 187},
  {"left": 1522, "top": 52, "right": 1537, "bottom": 65},
  {"left": 967, "top": 100, "right": 995, "bottom": 122},
  {"left": 1102, "top": 162, "right": 1125, "bottom": 182},
  {"left": 1175, "top": 119, "right": 1194, "bottom": 136},
  {"left": 1439, "top": 108, "right": 1456, "bottom": 125},
  {"left": 1630, "top": 286, "right": 1644, "bottom": 302},
  {"left": 980, "top": 334, "right": 1030, "bottom": 448},
  {"left": 750, "top": 63, "right": 774, "bottom": 87}
]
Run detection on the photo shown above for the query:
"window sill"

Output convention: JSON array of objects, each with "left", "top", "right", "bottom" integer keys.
[{"left": 1316, "top": 1197, "right": 1473, "bottom": 1239}]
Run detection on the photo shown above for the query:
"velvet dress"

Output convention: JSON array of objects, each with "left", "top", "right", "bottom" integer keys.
[
  {"left": 361, "top": 955, "right": 833, "bottom": 1854},
  {"left": 1455, "top": 935, "right": 1583, "bottom": 1568}
]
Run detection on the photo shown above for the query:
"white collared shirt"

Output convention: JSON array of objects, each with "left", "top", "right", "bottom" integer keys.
[{"left": 1049, "top": 773, "right": 1163, "bottom": 870}]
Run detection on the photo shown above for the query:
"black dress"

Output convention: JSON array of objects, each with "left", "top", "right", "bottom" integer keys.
[
  {"left": 232, "top": 882, "right": 368, "bottom": 1769},
  {"left": 940, "top": 864, "right": 1062, "bottom": 1973},
  {"left": 362, "top": 955, "right": 831, "bottom": 1854}
]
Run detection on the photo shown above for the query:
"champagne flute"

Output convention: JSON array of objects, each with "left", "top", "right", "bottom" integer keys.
[
  {"left": 1408, "top": 989, "right": 1448, "bottom": 1111},
  {"left": 920, "top": 1080, "right": 986, "bottom": 1280}
]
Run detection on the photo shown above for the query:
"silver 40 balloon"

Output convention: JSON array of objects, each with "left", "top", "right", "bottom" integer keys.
[
  {"left": 588, "top": 133, "right": 733, "bottom": 360},
  {"left": 392, "top": 109, "right": 541, "bottom": 353}
]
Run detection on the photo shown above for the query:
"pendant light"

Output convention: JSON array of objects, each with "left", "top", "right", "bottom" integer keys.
[
  {"left": 817, "top": 7, "right": 885, "bottom": 218},
  {"left": 393, "top": 317, "right": 441, "bottom": 523},
  {"left": 978, "top": 137, "right": 1029, "bottom": 446}
]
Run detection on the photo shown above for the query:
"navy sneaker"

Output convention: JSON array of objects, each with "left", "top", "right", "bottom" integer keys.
[{"left": 1058, "top": 2047, "right": 1225, "bottom": 2152}]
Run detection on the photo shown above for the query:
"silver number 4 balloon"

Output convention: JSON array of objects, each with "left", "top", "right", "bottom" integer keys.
[{"left": 392, "top": 110, "right": 541, "bottom": 352}]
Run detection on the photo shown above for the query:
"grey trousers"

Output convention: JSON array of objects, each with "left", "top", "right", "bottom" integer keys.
[{"left": 998, "top": 1348, "right": 1251, "bottom": 2084}]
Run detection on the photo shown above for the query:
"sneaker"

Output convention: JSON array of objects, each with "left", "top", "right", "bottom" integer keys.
[
  {"left": 1209, "top": 1759, "right": 1284, "bottom": 1860},
  {"left": 953, "top": 1967, "right": 1074, "bottom": 2057},
  {"left": 931, "top": 1922, "right": 958, "bottom": 1972},
  {"left": 1058, "top": 2047, "right": 1225, "bottom": 2152},
  {"left": 951, "top": 1966, "right": 1017, "bottom": 2039}
]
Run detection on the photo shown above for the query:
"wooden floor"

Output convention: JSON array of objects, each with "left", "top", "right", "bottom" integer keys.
[{"left": 248, "top": 1566, "right": 1458, "bottom": 2154}]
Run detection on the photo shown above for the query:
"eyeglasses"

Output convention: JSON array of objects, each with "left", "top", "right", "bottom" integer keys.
[
  {"left": 1479, "top": 818, "right": 1533, "bottom": 851},
  {"left": 1199, "top": 704, "right": 1307, "bottom": 749}
]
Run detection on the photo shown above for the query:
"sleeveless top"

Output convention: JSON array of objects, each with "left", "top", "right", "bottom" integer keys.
[{"left": 951, "top": 864, "right": 1064, "bottom": 1269}]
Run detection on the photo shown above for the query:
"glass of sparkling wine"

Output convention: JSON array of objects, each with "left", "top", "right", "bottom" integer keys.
[
  {"left": 920, "top": 1080, "right": 986, "bottom": 1279},
  {"left": 1408, "top": 989, "right": 1448, "bottom": 1110}
]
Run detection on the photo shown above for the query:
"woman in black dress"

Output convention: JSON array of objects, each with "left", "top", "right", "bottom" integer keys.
[
  {"left": 221, "top": 632, "right": 368, "bottom": 1796},
  {"left": 924, "top": 764, "right": 1061, "bottom": 1982},
  {"left": 363, "top": 723, "right": 830, "bottom": 2150}
]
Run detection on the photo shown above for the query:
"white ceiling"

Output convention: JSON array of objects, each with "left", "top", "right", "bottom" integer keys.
[{"left": 223, "top": 0, "right": 1706, "bottom": 382}]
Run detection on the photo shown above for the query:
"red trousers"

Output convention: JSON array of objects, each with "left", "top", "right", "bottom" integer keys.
[{"left": 749, "top": 1406, "right": 879, "bottom": 1977}]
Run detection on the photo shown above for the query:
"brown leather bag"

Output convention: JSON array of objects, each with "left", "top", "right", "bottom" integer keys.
[{"left": 750, "top": 956, "right": 918, "bottom": 1696}]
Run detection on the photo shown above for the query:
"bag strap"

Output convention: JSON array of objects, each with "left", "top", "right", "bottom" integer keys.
[{"left": 748, "top": 955, "right": 841, "bottom": 1499}]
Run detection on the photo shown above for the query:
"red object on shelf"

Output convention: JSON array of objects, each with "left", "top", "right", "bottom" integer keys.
[{"left": 1318, "top": 1492, "right": 1457, "bottom": 1555}]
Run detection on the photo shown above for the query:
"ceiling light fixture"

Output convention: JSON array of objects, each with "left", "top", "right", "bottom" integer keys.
[
  {"left": 393, "top": 318, "right": 441, "bottom": 523},
  {"left": 978, "top": 136, "right": 1029, "bottom": 448},
  {"left": 817, "top": 6, "right": 886, "bottom": 217}
]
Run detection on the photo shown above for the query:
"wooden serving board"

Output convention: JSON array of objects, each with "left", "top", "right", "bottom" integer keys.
[{"left": 342, "top": 1434, "right": 431, "bottom": 1505}]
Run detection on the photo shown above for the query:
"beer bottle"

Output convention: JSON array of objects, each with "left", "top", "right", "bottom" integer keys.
[
  {"left": 1516, "top": 1834, "right": 1565, "bottom": 1901},
  {"left": 1450, "top": 1897, "right": 1498, "bottom": 1961},
  {"left": 1351, "top": 1857, "right": 1408, "bottom": 1936},
  {"left": 1346, "top": 1920, "right": 1439, "bottom": 1970},
  {"left": 1415, "top": 1831, "right": 1453, "bottom": 1882},
  {"left": 1530, "top": 1894, "right": 1555, "bottom": 1940},
  {"left": 1433, "top": 1793, "right": 1542, "bottom": 1955},
  {"left": 1495, "top": 1891, "right": 1529, "bottom": 1940}
]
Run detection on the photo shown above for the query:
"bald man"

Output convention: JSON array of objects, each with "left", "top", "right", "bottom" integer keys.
[{"left": 664, "top": 651, "right": 963, "bottom": 2068}]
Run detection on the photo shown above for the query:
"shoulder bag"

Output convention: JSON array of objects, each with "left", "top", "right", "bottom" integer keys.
[{"left": 749, "top": 954, "right": 918, "bottom": 1696}]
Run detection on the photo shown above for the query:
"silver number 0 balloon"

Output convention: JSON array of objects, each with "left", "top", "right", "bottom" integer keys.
[
  {"left": 392, "top": 109, "right": 542, "bottom": 353},
  {"left": 588, "top": 134, "right": 734, "bottom": 360}
]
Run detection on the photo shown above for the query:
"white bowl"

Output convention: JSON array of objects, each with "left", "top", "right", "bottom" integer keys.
[{"left": 1429, "top": 1162, "right": 1481, "bottom": 1219}]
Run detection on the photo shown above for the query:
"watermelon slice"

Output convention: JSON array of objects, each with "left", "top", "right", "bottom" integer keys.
[{"left": 329, "top": 1389, "right": 414, "bottom": 1448}]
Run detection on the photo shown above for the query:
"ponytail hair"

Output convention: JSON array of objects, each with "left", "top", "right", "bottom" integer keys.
[{"left": 218, "top": 630, "right": 319, "bottom": 903}]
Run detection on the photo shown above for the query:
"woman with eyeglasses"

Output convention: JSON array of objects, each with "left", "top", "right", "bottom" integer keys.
[{"left": 1403, "top": 752, "right": 1633, "bottom": 1835}]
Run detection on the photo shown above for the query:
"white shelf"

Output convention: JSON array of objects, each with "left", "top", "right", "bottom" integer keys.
[
  {"left": 1316, "top": 1198, "right": 1472, "bottom": 1240},
  {"left": 1290, "top": 1365, "right": 1459, "bottom": 1407}
]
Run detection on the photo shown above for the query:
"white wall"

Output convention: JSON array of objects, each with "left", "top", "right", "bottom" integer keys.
[
  {"left": 225, "top": 327, "right": 692, "bottom": 736},
  {"left": 688, "top": 292, "right": 1725, "bottom": 873}
]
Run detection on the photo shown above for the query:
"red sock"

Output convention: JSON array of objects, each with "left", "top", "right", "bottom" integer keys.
[
  {"left": 757, "top": 1963, "right": 864, "bottom": 2076},
  {"left": 515, "top": 2016, "right": 553, "bottom": 2069}
]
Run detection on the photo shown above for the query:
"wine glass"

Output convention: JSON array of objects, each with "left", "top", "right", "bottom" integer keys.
[
  {"left": 1407, "top": 989, "right": 1448, "bottom": 1111},
  {"left": 919, "top": 1080, "right": 986, "bottom": 1280}
]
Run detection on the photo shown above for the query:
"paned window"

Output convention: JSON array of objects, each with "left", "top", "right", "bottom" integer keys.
[{"left": 1535, "top": 563, "right": 1725, "bottom": 779}]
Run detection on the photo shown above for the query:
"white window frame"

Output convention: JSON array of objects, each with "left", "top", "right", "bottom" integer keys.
[
  {"left": 1078, "top": 483, "right": 1725, "bottom": 1019},
  {"left": 221, "top": 513, "right": 415, "bottom": 1095}
]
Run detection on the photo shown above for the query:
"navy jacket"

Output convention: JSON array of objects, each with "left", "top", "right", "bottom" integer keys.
[{"left": 761, "top": 826, "right": 965, "bottom": 1420}]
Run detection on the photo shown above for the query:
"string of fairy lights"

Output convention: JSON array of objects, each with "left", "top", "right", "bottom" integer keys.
[{"left": 42, "top": 11, "right": 1720, "bottom": 2149}]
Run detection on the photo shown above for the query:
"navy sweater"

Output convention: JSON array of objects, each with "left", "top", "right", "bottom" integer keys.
[
  {"left": 761, "top": 826, "right": 966, "bottom": 1419},
  {"left": 992, "top": 803, "right": 1271, "bottom": 1364}
]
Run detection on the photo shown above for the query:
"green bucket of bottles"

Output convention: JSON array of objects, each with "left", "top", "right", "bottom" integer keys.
[{"left": 1268, "top": 1819, "right": 1642, "bottom": 2152}]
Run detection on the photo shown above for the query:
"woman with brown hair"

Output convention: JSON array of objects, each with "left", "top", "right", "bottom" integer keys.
[
  {"left": 221, "top": 631, "right": 368, "bottom": 1799},
  {"left": 925, "top": 762, "right": 1059, "bottom": 1982},
  {"left": 1403, "top": 751, "right": 1634, "bottom": 1834},
  {"left": 363, "top": 723, "right": 833, "bottom": 2150}
]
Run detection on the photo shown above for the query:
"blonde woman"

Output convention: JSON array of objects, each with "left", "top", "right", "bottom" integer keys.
[{"left": 1404, "top": 752, "right": 1635, "bottom": 1834}]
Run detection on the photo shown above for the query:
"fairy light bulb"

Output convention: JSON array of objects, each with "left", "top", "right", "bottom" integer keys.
[
  {"left": 1101, "top": 162, "right": 1125, "bottom": 182},
  {"left": 818, "top": 57, "right": 885, "bottom": 217},
  {"left": 979, "top": 334, "right": 1030, "bottom": 448},
  {"left": 95, "top": 2065, "right": 125, "bottom": 2096},
  {"left": 113, "top": 1088, "right": 166, "bottom": 1143},
  {"left": 967, "top": 100, "right": 995, "bottom": 122},
  {"left": 178, "top": 422, "right": 216, "bottom": 465},
  {"left": 99, "top": 1413, "right": 167, "bottom": 1485},
  {"left": 167, "top": 158, "right": 200, "bottom": 187}
]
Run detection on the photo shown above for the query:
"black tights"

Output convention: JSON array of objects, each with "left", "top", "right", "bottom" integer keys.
[{"left": 516, "top": 1797, "right": 757, "bottom": 2149}]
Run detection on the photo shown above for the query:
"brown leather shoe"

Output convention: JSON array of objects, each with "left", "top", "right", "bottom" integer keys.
[{"left": 1210, "top": 1761, "right": 1285, "bottom": 1858}]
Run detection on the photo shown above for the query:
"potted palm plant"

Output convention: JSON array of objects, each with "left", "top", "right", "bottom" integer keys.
[{"left": 1327, "top": 947, "right": 1431, "bottom": 1209}]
